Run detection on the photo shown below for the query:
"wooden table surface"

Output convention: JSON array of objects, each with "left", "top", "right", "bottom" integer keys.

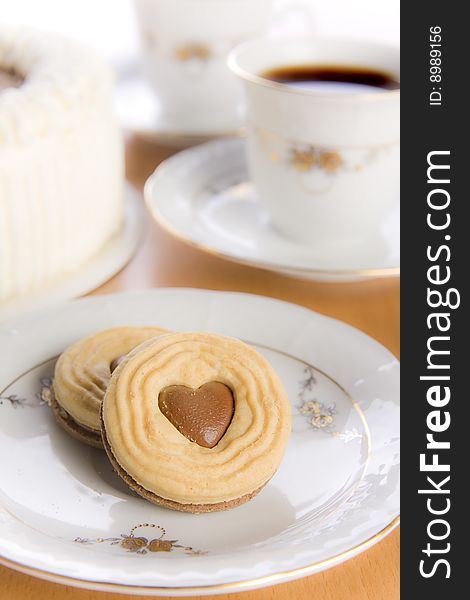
[{"left": 0, "top": 135, "right": 400, "bottom": 600}]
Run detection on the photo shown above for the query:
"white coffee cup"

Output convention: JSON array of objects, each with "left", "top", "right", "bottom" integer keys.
[
  {"left": 228, "top": 37, "right": 400, "bottom": 246},
  {"left": 133, "top": 0, "right": 314, "bottom": 132}
]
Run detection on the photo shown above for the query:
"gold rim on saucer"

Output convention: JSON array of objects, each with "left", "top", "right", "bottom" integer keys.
[
  {"left": 145, "top": 170, "right": 400, "bottom": 279},
  {"left": 152, "top": 206, "right": 400, "bottom": 279}
]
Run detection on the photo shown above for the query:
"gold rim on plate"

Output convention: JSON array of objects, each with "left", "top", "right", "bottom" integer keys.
[
  {"left": 0, "top": 517, "right": 399, "bottom": 594},
  {"left": 0, "top": 344, "right": 398, "bottom": 594}
]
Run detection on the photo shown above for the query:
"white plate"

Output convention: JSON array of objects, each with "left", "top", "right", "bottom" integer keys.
[
  {"left": 0, "top": 289, "right": 399, "bottom": 595},
  {"left": 0, "top": 186, "right": 143, "bottom": 322},
  {"left": 114, "top": 72, "right": 243, "bottom": 147},
  {"left": 145, "top": 138, "right": 400, "bottom": 282}
]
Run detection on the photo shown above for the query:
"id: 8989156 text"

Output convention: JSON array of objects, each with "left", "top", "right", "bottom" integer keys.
[{"left": 429, "top": 26, "right": 442, "bottom": 106}]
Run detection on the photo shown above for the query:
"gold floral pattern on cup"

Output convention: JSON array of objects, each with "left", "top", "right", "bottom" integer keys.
[
  {"left": 290, "top": 148, "right": 344, "bottom": 174},
  {"left": 174, "top": 43, "right": 211, "bottom": 62},
  {"left": 255, "top": 127, "right": 398, "bottom": 180}
]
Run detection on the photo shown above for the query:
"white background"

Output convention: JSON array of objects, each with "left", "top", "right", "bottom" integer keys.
[{"left": 1, "top": 0, "right": 399, "bottom": 67}]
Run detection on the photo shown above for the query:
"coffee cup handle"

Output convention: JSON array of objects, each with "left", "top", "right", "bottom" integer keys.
[{"left": 270, "top": 0, "right": 316, "bottom": 36}]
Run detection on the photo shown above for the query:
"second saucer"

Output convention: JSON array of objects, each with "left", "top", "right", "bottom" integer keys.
[{"left": 145, "top": 137, "right": 400, "bottom": 283}]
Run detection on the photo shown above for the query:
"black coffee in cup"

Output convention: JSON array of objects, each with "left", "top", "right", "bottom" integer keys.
[{"left": 261, "top": 65, "right": 400, "bottom": 94}]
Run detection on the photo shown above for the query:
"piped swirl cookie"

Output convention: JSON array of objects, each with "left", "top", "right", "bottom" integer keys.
[
  {"left": 52, "top": 327, "right": 168, "bottom": 448},
  {"left": 102, "top": 332, "right": 291, "bottom": 512}
]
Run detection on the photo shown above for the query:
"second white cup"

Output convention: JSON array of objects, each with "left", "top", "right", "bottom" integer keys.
[{"left": 133, "top": 0, "right": 314, "bottom": 132}]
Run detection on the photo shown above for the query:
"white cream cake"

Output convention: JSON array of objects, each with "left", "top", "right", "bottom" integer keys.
[{"left": 0, "top": 27, "right": 124, "bottom": 301}]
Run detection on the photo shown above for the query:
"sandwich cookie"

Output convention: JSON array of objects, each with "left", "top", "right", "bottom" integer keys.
[
  {"left": 52, "top": 327, "right": 168, "bottom": 448},
  {"left": 102, "top": 332, "right": 291, "bottom": 512}
]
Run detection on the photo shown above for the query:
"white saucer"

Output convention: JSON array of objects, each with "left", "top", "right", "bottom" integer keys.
[
  {"left": 0, "top": 289, "right": 399, "bottom": 594},
  {"left": 0, "top": 186, "right": 143, "bottom": 322},
  {"left": 114, "top": 70, "right": 244, "bottom": 147},
  {"left": 145, "top": 138, "right": 400, "bottom": 282}
]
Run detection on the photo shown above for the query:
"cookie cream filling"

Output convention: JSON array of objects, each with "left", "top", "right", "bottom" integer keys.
[
  {"left": 0, "top": 27, "right": 124, "bottom": 300},
  {"left": 53, "top": 327, "right": 169, "bottom": 431}
]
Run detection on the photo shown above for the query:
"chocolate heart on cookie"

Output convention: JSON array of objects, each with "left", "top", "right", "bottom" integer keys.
[{"left": 158, "top": 382, "right": 234, "bottom": 448}]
